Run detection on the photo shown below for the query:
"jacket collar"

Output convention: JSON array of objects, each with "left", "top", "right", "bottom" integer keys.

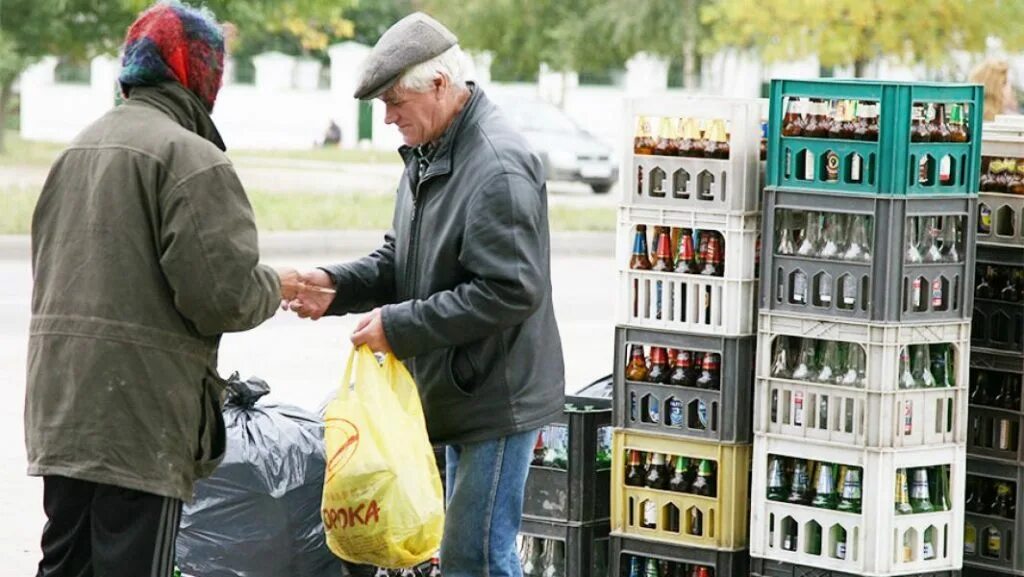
[
  {"left": 126, "top": 82, "right": 227, "bottom": 151},
  {"left": 398, "top": 82, "right": 487, "bottom": 181}
]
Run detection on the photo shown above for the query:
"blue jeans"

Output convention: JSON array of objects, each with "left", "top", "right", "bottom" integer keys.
[{"left": 441, "top": 429, "right": 537, "bottom": 577}]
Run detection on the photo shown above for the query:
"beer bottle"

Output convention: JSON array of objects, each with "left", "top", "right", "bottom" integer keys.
[
  {"left": 541, "top": 539, "right": 565, "bottom": 577},
  {"left": 782, "top": 97, "right": 805, "bottom": 137},
  {"left": 695, "top": 353, "right": 721, "bottom": 390},
  {"left": 627, "top": 556, "right": 642, "bottom": 577},
  {"left": 679, "top": 118, "right": 701, "bottom": 158},
  {"left": 796, "top": 212, "right": 821, "bottom": 256},
  {"left": 976, "top": 265, "right": 995, "bottom": 299},
  {"left": 866, "top": 102, "right": 880, "bottom": 141},
  {"left": 670, "top": 350, "right": 698, "bottom": 388},
  {"left": 898, "top": 347, "right": 917, "bottom": 389},
  {"left": 815, "top": 340, "right": 840, "bottom": 384},
  {"left": 948, "top": 103, "right": 968, "bottom": 143},
  {"left": 939, "top": 216, "right": 960, "bottom": 263},
  {"left": 842, "top": 214, "right": 872, "bottom": 262},
  {"left": 703, "top": 119, "right": 728, "bottom": 159},
  {"left": 810, "top": 462, "right": 838, "bottom": 509},
  {"left": 767, "top": 455, "right": 788, "bottom": 501},
  {"left": 692, "top": 459, "right": 716, "bottom": 497},
  {"left": 532, "top": 430, "right": 546, "bottom": 466},
  {"left": 984, "top": 526, "right": 1003, "bottom": 558},
  {"left": 669, "top": 455, "right": 692, "bottom": 493},
  {"left": 626, "top": 344, "right": 649, "bottom": 382},
  {"left": 929, "top": 344, "right": 952, "bottom": 388},
  {"left": 971, "top": 370, "right": 994, "bottom": 407},
  {"left": 791, "top": 338, "right": 819, "bottom": 381},
  {"left": 641, "top": 498, "right": 657, "bottom": 529},
  {"left": 930, "top": 103, "right": 951, "bottom": 142},
  {"left": 836, "top": 467, "right": 862, "bottom": 513},
  {"left": 828, "top": 101, "right": 846, "bottom": 139},
  {"left": 1001, "top": 270, "right": 1021, "bottom": 302},
  {"left": 654, "top": 117, "right": 679, "bottom": 157},
  {"left": 700, "top": 234, "right": 723, "bottom": 277},
  {"left": 992, "top": 482, "right": 1016, "bottom": 519},
  {"left": 625, "top": 450, "right": 645, "bottom": 486},
  {"left": 911, "top": 345, "right": 938, "bottom": 388},
  {"left": 695, "top": 231, "right": 709, "bottom": 269},
  {"left": 909, "top": 468, "right": 935, "bottom": 513},
  {"left": 596, "top": 427, "right": 612, "bottom": 469},
  {"left": 652, "top": 231, "right": 674, "bottom": 273},
  {"left": 630, "top": 225, "right": 652, "bottom": 270},
  {"left": 643, "top": 558, "right": 659, "bottom": 577},
  {"left": 645, "top": 453, "right": 669, "bottom": 490},
  {"left": 911, "top": 103, "right": 931, "bottom": 142},
  {"left": 675, "top": 228, "right": 698, "bottom": 274},
  {"left": 771, "top": 336, "right": 792, "bottom": 379},
  {"left": 786, "top": 460, "right": 811, "bottom": 504},
  {"left": 692, "top": 567, "right": 711, "bottom": 577},
  {"left": 635, "top": 117, "right": 656, "bottom": 155},
  {"left": 648, "top": 347, "right": 671, "bottom": 384},
  {"left": 802, "top": 99, "right": 826, "bottom": 138},
  {"left": 895, "top": 468, "right": 914, "bottom": 514},
  {"left": 715, "top": 121, "right": 730, "bottom": 159},
  {"left": 965, "top": 522, "right": 978, "bottom": 557}
]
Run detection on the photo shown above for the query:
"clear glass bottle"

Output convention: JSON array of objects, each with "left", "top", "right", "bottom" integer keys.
[
  {"left": 797, "top": 212, "right": 822, "bottom": 256},
  {"left": 791, "top": 338, "right": 819, "bottom": 381},
  {"left": 905, "top": 218, "right": 923, "bottom": 264},
  {"left": 843, "top": 214, "right": 872, "bottom": 262},
  {"left": 818, "top": 213, "right": 842, "bottom": 259},
  {"left": 921, "top": 216, "right": 944, "bottom": 263}
]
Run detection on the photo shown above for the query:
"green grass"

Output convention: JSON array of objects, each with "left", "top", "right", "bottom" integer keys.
[
  {"left": 0, "top": 188, "right": 615, "bottom": 234},
  {"left": 0, "top": 130, "right": 404, "bottom": 167},
  {"left": 0, "top": 131, "right": 64, "bottom": 167}
]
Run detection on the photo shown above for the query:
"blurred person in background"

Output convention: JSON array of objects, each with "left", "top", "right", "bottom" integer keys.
[{"left": 970, "top": 58, "right": 1019, "bottom": 120}]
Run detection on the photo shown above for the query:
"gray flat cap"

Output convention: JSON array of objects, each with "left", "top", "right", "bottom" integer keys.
[{"left": 353, "top": 12, "right": 458, "bottom": 100}]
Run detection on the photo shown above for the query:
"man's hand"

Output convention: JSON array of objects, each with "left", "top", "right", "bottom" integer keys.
[
  {"left": 351, "top": 308, "right": 392, "bottom": 354},
  {"left": 275, "top": 267, "right": 302, "bottom": 301},
  {"left": 281, "top": 269, "right": 336, "bottom": 320}
]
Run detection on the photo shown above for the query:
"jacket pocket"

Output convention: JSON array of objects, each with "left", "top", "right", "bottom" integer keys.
[
  {"left": 194, "top": 368, "right": 228, "bottom": 478},
  {"left": 447, "top": 335, "right": 500, "bottom": 397}
]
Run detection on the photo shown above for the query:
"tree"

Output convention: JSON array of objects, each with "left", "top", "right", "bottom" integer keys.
[
  {"left": 422, "top": 0, "right": 630, "bottom": 84},
  {"left": 595, "top": 0, "right": 709, "bottom": 89},
  {"left": 701, "top": 0, "right": 1024, "bottom": 78},
  {"left": 0, "top": 0, "right": 352, "bottom": 153}
]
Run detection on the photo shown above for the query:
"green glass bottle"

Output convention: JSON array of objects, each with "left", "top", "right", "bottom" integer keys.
[
  {"left": 836, "top": 467, "right": 862, "bottom": 513},
  {"left": 810, "top": 462, "right": 838, "bottom": 509},
  {"left": 767, "top": 455, "right": 788, "bottom": 501},
  {"left": 895, "top": 468, "right": 914, "bottom": 514},
  {"left": 910, "top": 468, "right": 935, "bottom": 513}
]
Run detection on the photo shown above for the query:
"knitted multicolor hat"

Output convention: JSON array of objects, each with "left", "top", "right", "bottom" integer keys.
[{"left": 119, "top": 1, "right": 225, "bottom": 111}]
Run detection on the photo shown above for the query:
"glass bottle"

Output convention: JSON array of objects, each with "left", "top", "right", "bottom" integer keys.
[
  {"left": 992, "top": 482, "right": 1016, "bottom": 519},
  {"left": 670, "top": 350, "right": 698, "bottom": 388},
  {"left": 911, "top": 103, "right": 931, "bottom": 142},
  {"left": 777, "top": 214, "right": 797, "bottom": 256},
  {"left": 767, "top": 455, "right": 788, "bottom": 501},
  {"left": 648, "top": 346, "right": 671, "bottom": 384},
  {"left": 691, "top": 459, "right": 715, "bottom": 497},
  {"left": 771, "top": 337, "right": 792, "bottom": 379},
  {"left": 843, "top": 214, "right": 872, "bottom": 261},
  {"left": 948, "top": 103, "right": 968, "bottom": 142},
  {"left": 675, "top": 228, "right": 698, "bottom": 274},
  {"left": 625, "top": 450, "right": 645, "bottom": 486},
  {"left": 634, "top": 116, "right": 656, "bottom": 154},
  {"left": 695, "top": 353, "right": 721, "bottom": 390},
  {"left": 782, "top": 97, "right": 805, "bottom": 137},
  {"left": 791, "top": 338, "right": 819, "bottom": 381},
  {"left": 654, "top": 117, "right": 679, "bottom": 157},
  {"left": 630, "top": 225, "right": 653, "bottom": 270},
  {"left": 797, "top": 212, "right": 821, "bottom": 256},
  {"left": 905, "top": 218, "right": 923, "bottom": 264},
  {"left": 909, "top": 468, "right": 935, "bottom": 513},
  {"left": 810, "top": 462, "right": 838, "bottom": 509},
  {"left": 929, "top": 344, "right": 953, "bottom": 388},
  {"left": 818, "top": 213, "right": 842, "bottom": 259},
  {"left": 911, "top": 345, "right": 938, "bottom": 388},
  {"left": 939, "top": 216, "right": 960, "bottom": 263},
  {"left": 839, "top": 344, "right": 867, "bottom": 388},
  {"left": 626, "top": 344, "right": 649, "bottom": 382},
  {"left": 921, "top": 216, "right": 944, "bottom": 263},
  {"left": 669, "top": 455, "right": 692, "bottom": 493},
  {"left": 898, "top": 347, "right": 917, "bottom": 389},
  {"left": 645, "top": 453, "right": 669, "bottom": 490},
  {"left": 930, "top": 103, "right": 951, "bottom": 142},
  {"left": 786, "top": 460, "right": 811, "bottom": 504},
  {"left": 895, "top": 468, "right": 914, "bottom": 514},
  {"left": 836, "top": 467, "right": 862, "bottom": 513}
]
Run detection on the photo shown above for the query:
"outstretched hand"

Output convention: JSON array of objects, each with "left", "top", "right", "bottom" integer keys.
[{"left": 281, "top": 269, "right": 336, "bottom": 320}]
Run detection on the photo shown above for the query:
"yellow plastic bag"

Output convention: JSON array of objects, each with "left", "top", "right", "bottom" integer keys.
[{"left": 322, "top": 346, "right": 445, "bottom": 568}]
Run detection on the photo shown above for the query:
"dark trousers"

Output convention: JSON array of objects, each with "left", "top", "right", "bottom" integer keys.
[{"left": 36, "top": 476, "right": 182, "bottom": 577}]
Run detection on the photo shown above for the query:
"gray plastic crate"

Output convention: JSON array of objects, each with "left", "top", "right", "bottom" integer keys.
[
  {"left": 760, "top": 186, "right": 977, "bottom": 323},
  {"left": 978, "top": 193, "right": 1024, "bottom": 248},
  {"left": 963, "top": 457, "right": 1024, "bottom": 575},
  {"left": 750, "top": 557, "right": 961, "bottom": 577},
  {"left": 613, "top": 326, "right": 755, "bottom": 444},
  {"left": 967, "top": 350, "right": 1024, "bottom": 465},
  {"left": 523, "top": 396, "right": 612, "bottom": 525},
  {"left": 609, "top": 535, "right": 749, "bottom": 577},
  {"left": 972, "top": 243, "right": 1024, "bottom": 356},
  {"left": 519, "top": 518, "right": 610, "bottom": 577}
]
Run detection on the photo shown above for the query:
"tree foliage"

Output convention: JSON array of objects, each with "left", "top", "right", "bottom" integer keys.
[{"left": 702, "top": 0, "right": 1024, "bottom": 75}]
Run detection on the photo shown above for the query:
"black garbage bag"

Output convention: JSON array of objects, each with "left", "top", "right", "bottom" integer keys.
[{"left": 176, "top": 373, "right": 343, "bottom": 577}]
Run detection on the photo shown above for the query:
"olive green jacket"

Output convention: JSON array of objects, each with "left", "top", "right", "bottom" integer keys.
[{"left": 26, "top": 82, "right": 280, "bottom": 501}]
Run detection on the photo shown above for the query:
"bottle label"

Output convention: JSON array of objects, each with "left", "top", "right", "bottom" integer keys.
[
  {"left": 923, "top": 541, "right": 935, "bottom": 560},
  {"left": 910, "top": 473, "right": 931, "bottom": 500},
  {"left": 903, "top": 401, "right": 913, "bottom": 435},
  {"left": 826, "top": 151, "right": 840, "bottom": 182},
  {"left": 980, "top": 206, "right": 992, "bottom": 233},
  {"left": 647, "top": 400, "right": 660, "bottom": 424},
  {"left": 668, "top": 399, "right": 684, "bottom": 427},
  {"left": 697, "top": 400, "right": 709, "bottom": 429},
  {"left": 850, "top": 153, "right": 862, "bottom": 183},
  {"left": 912, "top": 278, "right": 923, "bottom": 309},
  {"left": 931, "top": 278, "right": 944, "bottom": 308},
  {"left": 643, "top": 500, "right": 657, "bottom": 527},
  {"left": 819, "top": 278, "right": 833, "bottom": 305},
  {"left": 842, "top": 277, "right": 857, "bottom": 306},
  {"left": 988, "top": 532, "right": 1001, "bottom": 555},
  {"left": 965, "top": 524, "right": 977, "bottom": 554},
  {"left": 783, "top": 533, "right": 794, "bottom": 551},
  {"left": 804, "top": 150, "right": 815, "bottom": 180},
  {"left": 836, "top": 541, "right": 847, "bottom": 560},
  {"left": 793, "top": 392, "right": 804, "bottom": 426},
  {"left": 793, "top": 273, "right": 808, "bottom": 303}
]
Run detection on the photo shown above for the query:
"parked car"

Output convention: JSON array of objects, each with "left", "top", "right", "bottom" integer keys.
[{"left": 492, "top": 95, "right": 619, "bottom": 194}]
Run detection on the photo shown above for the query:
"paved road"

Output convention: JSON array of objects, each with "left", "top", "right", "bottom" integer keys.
[{"left": 0, "top": 249, "right": 617, "bottom": 574}]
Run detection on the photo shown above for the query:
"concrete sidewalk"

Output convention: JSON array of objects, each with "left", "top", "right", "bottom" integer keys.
[{"left": 0, "top": 230, "right": 614, "bottom": 261}]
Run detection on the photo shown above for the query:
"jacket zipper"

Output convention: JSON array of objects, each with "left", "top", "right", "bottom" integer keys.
[{"left": 406, "top": 176, "right": 426, "bottom": 297}]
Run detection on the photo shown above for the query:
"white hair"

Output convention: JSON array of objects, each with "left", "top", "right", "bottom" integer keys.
[{"left": 395, "top": 45, "right": 471, "bottom": 93}]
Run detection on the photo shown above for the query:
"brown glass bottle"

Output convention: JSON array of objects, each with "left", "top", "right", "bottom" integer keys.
[
  {"left": 695, "top": 353, "right": 721, "bottom": 390},
  {"left": 782, "top": 98, "right": 805, "bottom": 137},
  {"left": 645, "top": 453, "right": 669, "bottom": 490},
  {"left": 625, "top": 449, "right": 645, "bottom": 486},
  {"left": 670, "top": 350, "right": 698, "bottom": 388},
  {"left": 654, "top": 117, "right": 679, "bottom": 157},
  {"left": 911, "top": 104, "right": 932, "bottom": 142},
  {"left": 930, "top": 103, "right": 951, "bottom": 143},
  {"left": 948, "top": 104, "right": 968, "bottom": 143},
  {"left": 648, "top": 346, "right": 671, "bottom": 384},
  {"left": 626, "top": 345, "right": 649, "bottom": 384},
  {"left": 803, "top": 99, "right": 829, "bottom": 138},
  {"left": 675, "top": 228, "right": 698, "bottom": 274},
  {"left": 634, "top": 117, "right": 656, "bottom": 154},
  {"left": 652, "top": 230, "right": 675, "bottom": 273},
  {"left": 630, "top": 225, "right": 652, "bottom": 270},
  {"left": 700, "top": 234, "right": 723, "bottom": 277}
]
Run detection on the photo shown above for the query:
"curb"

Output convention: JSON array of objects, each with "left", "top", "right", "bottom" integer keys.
[{"left": 0, "top": 231, "right": 614, "bottom": 261}]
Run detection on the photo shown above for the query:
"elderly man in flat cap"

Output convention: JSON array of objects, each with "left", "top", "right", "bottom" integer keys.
[
  {"left": 285, "top": 12, "right": 565, "bottom": 577},
  {"left": 27, "top": 2, "right": 304, "bottom": 576}
]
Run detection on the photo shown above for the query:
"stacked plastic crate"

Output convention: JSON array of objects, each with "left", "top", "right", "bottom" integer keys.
[
  {"left": 519, "top": 396, "right": 614, "bottom": 577},
  {"left": 609, "top": 96, "right": 766, "bottom": 577},
  {"left": 961, "top": 116, "right": 1024, "bottom": 577},
  {"left": 750, "top": 79, "right": 983, "bottom": 577}
]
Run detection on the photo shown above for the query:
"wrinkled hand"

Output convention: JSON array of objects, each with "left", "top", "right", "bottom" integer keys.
[
  {"left": 351, "top": 308, "right": 391, "bottom": 354},
  {"left": 281, "top": 269, "right": 335, "bottom": 320},
  {"left": 275, "top": 267, "right": 302, "bottom": 301}
]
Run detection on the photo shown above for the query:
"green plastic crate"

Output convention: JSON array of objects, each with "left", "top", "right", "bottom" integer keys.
[{"left": 767, "top": 79, "right": 984, "bottom": 196}]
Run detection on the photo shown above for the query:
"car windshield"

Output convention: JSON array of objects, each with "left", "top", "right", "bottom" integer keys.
[{"left": 496, "top": 98, "right": 581, "bottom": 135}]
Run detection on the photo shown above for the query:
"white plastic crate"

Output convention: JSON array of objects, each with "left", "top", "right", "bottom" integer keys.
[
  {"left": 750, "top": 434, "right": 966, "bottom": 577},
  {"left": 979, "top": 124, "right": 1024, "bottom": 248},
  {"left": 757, "top": 311, "right": 971, "bottom": 394},
  {"left": 617, "top": 207, "right": 760, "bottom": 336},
  {"left": 622, "top": 95, "right": 766, "bottom": 214},
  {"left": 755, "top": 377, "right": 966, "bottom": 449}
]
